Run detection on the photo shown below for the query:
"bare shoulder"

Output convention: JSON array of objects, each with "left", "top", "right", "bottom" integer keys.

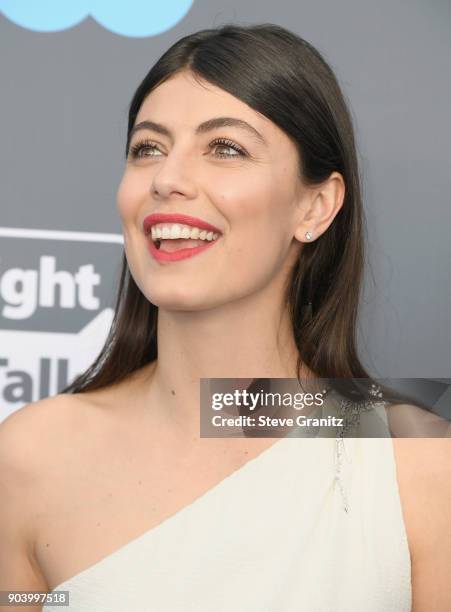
[
  {"left": 386, "top": 400, "right": 451, "bottom": 437},
  {"left": 0, "top": 395, "right": 72, "bottom": 497},
  {"left": 0, "top": 392, "right": 98, "bottom": 527},
  {"left": 0, "top": 395, "right": 79, "bottom": 471},
  {"left": 392, "top": 435, "right": 451, "bottom": 490},
  {"left": 0, "top": 367, "right": 151, "bottom": 481},
  {"left": 0, "top": 394, "right": 86, "bottom": 602},
  {"left": 392, "top": 435, "right": 451, "bottom": 611},
  {"left": 0, "top": 393, "right": 99, "bottom": 472}
]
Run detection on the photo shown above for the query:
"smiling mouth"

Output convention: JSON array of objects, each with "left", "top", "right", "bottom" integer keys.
[{"left": 146, "top": 220, "right": 222, "bottom": 253}]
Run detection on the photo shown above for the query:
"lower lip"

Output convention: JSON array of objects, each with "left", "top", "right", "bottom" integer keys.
[{"left": 147, "top": 237, "right": 220, "bottom": 263}]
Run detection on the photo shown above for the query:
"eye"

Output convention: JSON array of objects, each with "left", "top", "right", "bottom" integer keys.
[
  {"left": 128, "top": 139, "right": 161, "bottom": 159},
  {"left": 128, "top": 136, "right": 247, "bottom": 160},
  {"left": 209, "top": 138, "right": 247, "bottom": 158}
]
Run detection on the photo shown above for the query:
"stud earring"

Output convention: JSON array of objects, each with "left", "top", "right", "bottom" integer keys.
[{"left": 305, "top": 231, "right": 313, "bottom": 241}]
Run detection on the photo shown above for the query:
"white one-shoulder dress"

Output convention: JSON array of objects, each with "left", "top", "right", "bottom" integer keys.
[{"left": 43, "top": 391, "right": 412, "bottom": 611}]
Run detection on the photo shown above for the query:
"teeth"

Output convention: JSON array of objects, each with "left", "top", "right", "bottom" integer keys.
[
  {"left": 150, "top": 223, "right": 219, "bottom": 243},
  {"left": 170, "top": 224, "right": 182, "bottom": 239}
]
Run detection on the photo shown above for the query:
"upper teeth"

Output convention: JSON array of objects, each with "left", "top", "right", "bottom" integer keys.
[{"left": 149, "top": 223, "right": 219, "bottom": 242}]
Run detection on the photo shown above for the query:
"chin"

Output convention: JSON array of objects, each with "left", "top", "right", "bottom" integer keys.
[{"left": 144, "top": 288, "right": 210, "bottom": 312}]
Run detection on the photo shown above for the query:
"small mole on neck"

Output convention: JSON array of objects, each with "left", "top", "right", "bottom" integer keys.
[{"left": 171, "top": 389, "right": 176, "bottom": 395}]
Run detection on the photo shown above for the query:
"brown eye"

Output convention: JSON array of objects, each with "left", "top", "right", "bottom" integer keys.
[
  {"left": 129, "top": 140, "right": 162, "bottom": 159},
  {"left": 128, "top": 137, "right": 247, "bottom": 160},
  {"left": 210, "top": 138, "right": 246, "bottom": 158}
]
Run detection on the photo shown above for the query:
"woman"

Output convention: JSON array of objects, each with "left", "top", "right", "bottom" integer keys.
[{"left": 1, "top": 23, "right": 450, "bottom": 612}]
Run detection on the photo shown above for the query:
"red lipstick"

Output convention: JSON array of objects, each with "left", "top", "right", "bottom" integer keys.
[{"left": 143, "top": 212, "right": 222, "bottom": 264}]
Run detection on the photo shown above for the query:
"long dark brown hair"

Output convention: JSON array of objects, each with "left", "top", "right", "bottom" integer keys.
[{"left": 60, "top": 23, "right": 422, "bottom": 410}]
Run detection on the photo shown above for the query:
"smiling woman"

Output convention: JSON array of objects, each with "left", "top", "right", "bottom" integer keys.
[
  {"left": 1, "top": 21, "right": 450, "bottom": 612},
  {"left": 63, "top": 25, "right": 393, "bottom": 390}
]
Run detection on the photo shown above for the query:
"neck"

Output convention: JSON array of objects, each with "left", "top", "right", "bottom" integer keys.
[{"left": 136, "top": 287, "right": 312, "bottom": 440}]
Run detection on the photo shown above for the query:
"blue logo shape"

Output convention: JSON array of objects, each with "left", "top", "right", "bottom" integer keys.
[{"left": 0, "top": 0, "right": 194, "bottom": 37}]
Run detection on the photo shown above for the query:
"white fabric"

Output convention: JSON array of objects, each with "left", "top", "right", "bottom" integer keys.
[{"left": 43, "top": 402, "right": 412, "bottom": 612}]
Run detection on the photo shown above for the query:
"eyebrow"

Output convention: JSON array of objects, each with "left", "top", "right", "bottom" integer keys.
[{"left": 128, "top": 116, "right": 267, "bottom": 146}]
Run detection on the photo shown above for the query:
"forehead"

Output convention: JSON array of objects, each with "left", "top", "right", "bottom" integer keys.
[{"left": 135, "top": 70, "right": 276, "bottom": 139}]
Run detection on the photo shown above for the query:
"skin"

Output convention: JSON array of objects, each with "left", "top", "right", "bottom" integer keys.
[
  {"left": 1, "top": 68, "right": 449, "bottom": 611},
  {"left": 116, "top": 68, "right": 344, "bottom": 440}
]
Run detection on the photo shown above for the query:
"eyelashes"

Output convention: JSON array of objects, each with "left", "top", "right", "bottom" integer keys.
[{"left": 128, "top": 137, "right": 247, "bottom": 160}]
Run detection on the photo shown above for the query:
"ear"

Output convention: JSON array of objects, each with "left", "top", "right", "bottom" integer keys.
[{"left": 293, "top": 171, "right": 345, "bottom": 243}]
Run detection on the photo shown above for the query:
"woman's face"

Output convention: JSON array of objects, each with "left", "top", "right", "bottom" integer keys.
[{"left": 117, "top": 69, "right": 306, "bottom": 311}]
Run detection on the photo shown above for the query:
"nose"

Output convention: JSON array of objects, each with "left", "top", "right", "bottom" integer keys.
[{"left": 150, "top": 148, "right": 198, "bottom": 201}]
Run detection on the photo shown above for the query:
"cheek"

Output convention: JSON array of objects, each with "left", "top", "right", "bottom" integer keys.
[
  {"left": 212, "top": 173, "right": 272, "bottom": 227},
  {"left": 216, "top": 196, "right": 288, "bottom": 286},
  {"left": 218, "top": 178, "right": 286, "bottom": 249},
  {"left": 116, "top": 172, "right": 147, "bottom": 220},
  {"left": 220, "top": 185, "right": 295, "bottom": 291}
]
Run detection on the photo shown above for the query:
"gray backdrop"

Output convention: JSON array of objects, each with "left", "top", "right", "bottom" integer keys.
[{"left": 1, "top": 0, "right": 450, "bottom": 418}]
